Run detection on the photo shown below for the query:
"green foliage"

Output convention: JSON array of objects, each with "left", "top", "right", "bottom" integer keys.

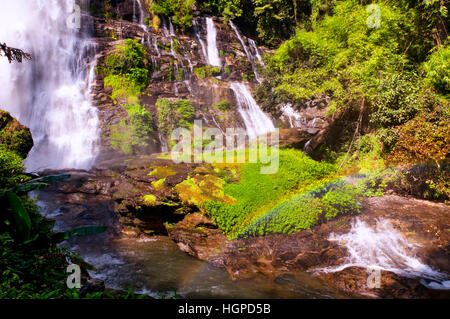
[
  {"left": 103, "top": 39, "right": 149, "bottom": 103},
  {"left": 387, "top": 106, "right": 450, "bottom": 165},
  {"left": 151, "top": 0, "right": 195, "bottom": 30},
  {"left": 261, "top": 1, "right": 415, "bottom": 111},
  {"left": 204, "top": 148, "right": 335, "bottom": 237},
  {"left": 212, "top": 100, "right": 233, "bottom": 111},
  {"left": 104, "top": 39, "right": 147, "bottom": 76},
  {"left": 236, "top": 181, "right": 363, "bottom": 238},
  {"left": 199, "top": 0, "right": 243, "bottom": 21},
  {"left": 370, "top": 73, "right": 421, "bottom": 128},
  {"left": 193, "top": 66, "right": 221, "bottom": 79},
  {"left": 0, "top": 145, "right": 28, "bottom": 191},
  {"left": 5, "top": 191, "right": 31, "bottom": 241},
  {"left": 0, "top": 111, "right": 33, "bottom": 159},
  {"left": 156, "top": 99, "right": 195, "bottom": 137},
  {"left": 422, "top": 45, "right": 450, "bottom": 96},
  {"left": 253, "top": 0, "right": 311, "bottom": 47}
]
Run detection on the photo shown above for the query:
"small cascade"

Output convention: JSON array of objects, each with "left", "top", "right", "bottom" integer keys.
[
  {"left": 135, "top": 0, "right": 148, "bottom": 32},
  {"left": 169, "top": 18, "right": 176, "bottom": 37},
  {"left": 153, "top": 38, "right": 161, "bottom": 57},
  {"left": 161, "top": 17, "right": 170, "bottom": 37},
  {"left": 206, "top": 18, "right": 222, "bottom": 67},
  {"left": 193, "top": 19, "right": 208, "bottom": 64},
  {"left": 249, "top": 38, "right": 263, "bottom": 65},
  {"left": 314, "top": 218, "right": 450, "bottom": 289},
  {"left": 229, "top": 21, "right": 262, "bottom": 83},
  {"left": 281, "top": 104, "right": 305, "bottom": 128},
  {"left": 230, "top": 82, "right": 275, "bottom": 140}
]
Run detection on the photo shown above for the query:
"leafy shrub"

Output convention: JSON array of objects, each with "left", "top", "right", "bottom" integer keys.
[
  {"left": 387, "top": 107, "right": 450, "bottom": 165},
  {"left": 212, "top": 100, "right": 233, "bottom": 111},
  {"left": 151, "top": 0, "right": 195, "bottom": 30},
  {"left": 156, "top": 99, "right": 195, "bottom": 137},
  {"left": 193, "top": 66, "right": 221, "bottom": 79},
  {"left": 422, "top": 45, "right": 449, "bottom": 96},
  {"left": 370, "top": 73, "right": 421, "bottom": 128},
  {"left": 0, "top": 145, "right": 28, "bottom": 191},
  {"left": 110, "top": 104, "right": 155, "bottom": 155}
]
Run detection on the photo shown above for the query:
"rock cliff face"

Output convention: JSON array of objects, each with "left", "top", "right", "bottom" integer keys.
[{"left": 85, "top": 0, "right": 329, "bottom": 163}]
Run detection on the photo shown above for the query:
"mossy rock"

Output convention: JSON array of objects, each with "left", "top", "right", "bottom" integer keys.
[{"left": 0, "top": 110, "right": 33, "bottom": 159}]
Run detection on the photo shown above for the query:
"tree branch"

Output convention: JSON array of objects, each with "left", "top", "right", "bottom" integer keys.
[{"left": 0, "top": 42, "right": 32, "bottom": 63}]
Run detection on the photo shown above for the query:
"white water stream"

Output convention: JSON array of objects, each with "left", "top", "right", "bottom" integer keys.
[
  {"left": 314, "top": 218, "right": 450, "bottom": 289},
  {"left": 206, "top": 18, "right": 222, "bottom": 68},
  {"left": 230, "top": 82, "right": 275, "bottom": 140},
  {"left": 0, "top": 0, "right": 99, "bottom": 172}
]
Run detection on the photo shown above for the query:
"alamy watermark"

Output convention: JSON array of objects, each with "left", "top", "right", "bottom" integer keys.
[
  {"left": 66, "top": 263, "right": 81, "bottom": 289},
  {"left": 66, "top": 4, "right": 81, "bottom": 29},
  {"left": 366, "top": 266, "right": 382, "bottom": 289},
  {"left": 366, "top": 4, "right": 381, "bottom": 29},
  {"left": 169, "top": 120, "right": 280, "bottom": 174}
]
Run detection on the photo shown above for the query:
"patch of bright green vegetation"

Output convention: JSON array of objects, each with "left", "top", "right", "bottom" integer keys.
[
  {"left": 193, "top": 66, "right": 221, "bottom": 79},
  {"left": 151, "top": 0, "right": 195, "bottom": 30},
  {"left": 142, "top": 194, "right": 157, "bottom": 206},
  {"left": 110, "top": 104, "right": 155, "bottom": 155},
  {"left": 0, "top": 145, "right": 29, "bottom": 191},
  {"left": 101, "top": 40, "right": 155, "bottom": 155},
  {"left": 152, "top": 178, "right": 166, "bottom": 191},
  {"left": 156, "top": 98, "right": 195, "bottom": 146},
  {"left": 212, "top": 100, "right": 233, "bottom": 111},
  {"left": 102, "top": 39, "right": 149, "bottom": 103},
  {"left": 176, "top": 173, "right": 236, "bottom": 207},
  {"left": 202, "top": 148, "right": 336, "bottom": 237},
  {"left": 148, "top": 166, "right": 177, "bottom": 179},
  {"left": 236, "top": 181, "right": 364, "bottom": 238}
]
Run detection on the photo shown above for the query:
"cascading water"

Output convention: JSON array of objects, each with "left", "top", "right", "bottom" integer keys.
[
  {"left": 281, "top": 104, "right": 304, "bottom": 128},
  {"left": 192, "top": 19, "right": 208, "bottom": 64},
  {"left": 135, "top": 0, "right": 148, "bottom": 32},
  {"left": 313, "top": 218, "right": 450, "bottom": 289},
  {"left": 249, "top": 38, "right": 263, "bottom": 65},
  {"left": 229, "top": 21, "right": 262, "bottom": 83},
  {"left": 230, "top": 82, "right": 275, "bottom": 140},
  {"left": 0, "top": 0, "right": 99, "bottom": 172},
  {"left": 206, "top": 18, "right": 222, "bottom": 68}
]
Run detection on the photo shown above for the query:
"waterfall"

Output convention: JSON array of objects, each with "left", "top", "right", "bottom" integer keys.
[
  {"left": 206, "top": 18, "right": 221, "bottom": 68},
  {"left": 314, "top": 218, "right": 450, "bottom": 289},
  {"left": 193, "top": 19, "right": 208, "bottom": 64},
  {"left": 229, "top": 21, "right": 262, "bottom": 83},
  {"left": 249, "top": 38, "right": 263, "bottom": 65},
  {"left": 230, "top": 83, "right": 274, "bottom": 140},
  {"left": 135, "top": 0, "right": 148, "bottom": 32},
  {"left": 0, "top": 0, "right": 99, "bottom": 172},
  {"left": 281, "top": 104, "right": 305, "bottom": 128},
  {"left": 169, "top": 18, "right": 176, "bottom": 37}
]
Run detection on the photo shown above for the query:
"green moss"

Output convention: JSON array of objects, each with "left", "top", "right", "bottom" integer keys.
[
  {"left": 0, "top": 110, "right": 33, "bottom": 159},
  {"left": 142, "top": 194, "right": 157, "bottom": 206},
  {"left": 193, "top": 66, "right": 221, "bottom": 79},
  {"left": 212, "top": 100, "right": 234, "bottom": 111},
  {"left": 148, "top": 166, "right": 177, "bottom": 179}
]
